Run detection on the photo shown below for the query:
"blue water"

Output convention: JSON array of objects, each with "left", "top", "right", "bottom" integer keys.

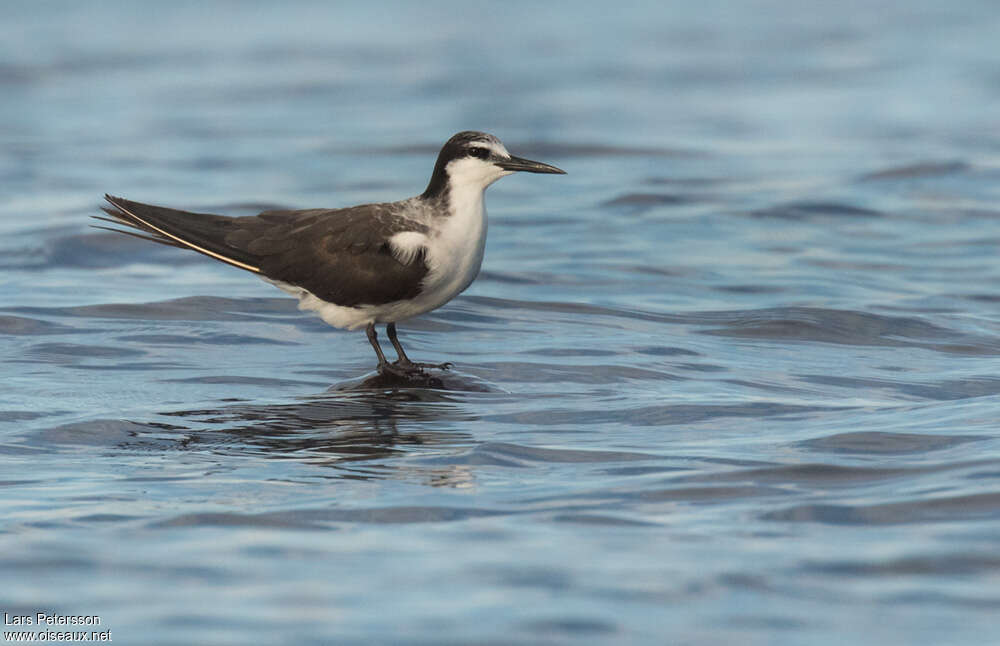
[{"left": 3, "top": 2, "right": 1000, "bottom": 644}]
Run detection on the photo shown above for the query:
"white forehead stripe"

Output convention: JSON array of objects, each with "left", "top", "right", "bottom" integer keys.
[{"left": 477, "top": 139, "right": 510, "bottom": 157}]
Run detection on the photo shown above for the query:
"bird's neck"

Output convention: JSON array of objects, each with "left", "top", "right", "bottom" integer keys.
[
  {"left": 442, "top": 181, "right": 487, "bottom": 225},
  {"left": 421, "top": 157, "right": 450, "bottom": 200}
]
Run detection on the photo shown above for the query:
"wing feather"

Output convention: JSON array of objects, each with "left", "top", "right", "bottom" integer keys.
[
  {"left": 98, "top": 195, "right": 431, "bottom": 307},
  {"left": 100, "top": 195, "right": 260, "bottom": 272}
]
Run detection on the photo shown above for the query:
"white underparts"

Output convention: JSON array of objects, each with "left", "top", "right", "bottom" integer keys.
[{"left": 263, "top": 277, "right": 379, "bottom": 331}]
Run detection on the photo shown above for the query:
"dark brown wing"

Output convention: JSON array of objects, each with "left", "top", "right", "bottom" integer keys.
[
  {"left": 99, "top": 195, "right": 430, "bottom": 307},
  {"left": 228, "top": 206, "right": 431, "bottom": 307}
]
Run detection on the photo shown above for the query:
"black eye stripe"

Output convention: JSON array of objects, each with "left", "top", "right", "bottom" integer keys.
[{"left": 468, "top": 146, "right": 490, "bottom": 159}]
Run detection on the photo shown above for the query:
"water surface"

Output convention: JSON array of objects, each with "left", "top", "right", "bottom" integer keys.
[{"left": 3, "top": 2, "right": 1000, "bottom": 644}]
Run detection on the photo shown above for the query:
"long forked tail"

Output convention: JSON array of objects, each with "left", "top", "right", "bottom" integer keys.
[{"left": 96, "top": 194, "right": 261, "bottom": 273}]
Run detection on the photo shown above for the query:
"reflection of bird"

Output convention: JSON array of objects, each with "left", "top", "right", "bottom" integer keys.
[
  {"left": 162, "top": 389, "right": 480, "bottom": 487},
  {"left": 98, "top": 131, "right": 565, "bottom": 377}
]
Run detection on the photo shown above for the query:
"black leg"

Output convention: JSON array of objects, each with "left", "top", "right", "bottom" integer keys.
[
  {"left": 366, "top": 323, "right": 390, "bottom": 371},
  {"left": 386, "top": 322, "right": 415, "bottom": 366}
]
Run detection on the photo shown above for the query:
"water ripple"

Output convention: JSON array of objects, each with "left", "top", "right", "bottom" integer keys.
[
  {"left": 4, "top": 2, "right": 1000, "bottom": 642},
  {"left": 766, "top": 492, "right": 1000, "bottom": 525}
]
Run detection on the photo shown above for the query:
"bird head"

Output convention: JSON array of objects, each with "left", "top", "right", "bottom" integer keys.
[{"left": 423, "top": 131, "right": 565, "bottom": 199}]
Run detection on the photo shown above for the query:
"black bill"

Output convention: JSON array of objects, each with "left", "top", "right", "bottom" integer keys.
[{"left": 498, "top": 155, "right": 566, "bottom": 174}]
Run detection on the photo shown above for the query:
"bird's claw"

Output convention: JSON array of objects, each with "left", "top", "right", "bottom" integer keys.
[
  {"left": 390, "top": 359, "right": 452, "bottom": 372},
  {"left": 376, "top": 361, "right": 447, "bottom": 388},
  {"left": 420, "top": 361, "right": 453, "bottom": 371}
]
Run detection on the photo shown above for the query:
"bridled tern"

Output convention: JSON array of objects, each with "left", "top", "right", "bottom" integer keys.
[{"left": 97, "top": 131, "right": 566, "bottom": 377}]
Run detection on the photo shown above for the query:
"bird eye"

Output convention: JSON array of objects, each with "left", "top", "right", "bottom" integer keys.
[{"left": 469, "top": 146, "right": 490, "bottom": 159}]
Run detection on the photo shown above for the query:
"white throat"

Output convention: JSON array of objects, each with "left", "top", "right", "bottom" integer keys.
[
  {"left": 444, "top": 156, "right": 512, "bottom": 195},
  {"left": 410, "top": 168, "right": 493, "bottom": 312}
]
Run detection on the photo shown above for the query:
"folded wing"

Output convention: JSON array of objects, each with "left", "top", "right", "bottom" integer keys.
[{"left": 99, "top": 195, "right": 429, "bottom": 307}]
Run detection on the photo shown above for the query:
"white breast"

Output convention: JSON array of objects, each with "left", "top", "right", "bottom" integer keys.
[
  {"left": 429, "top": 182, "right": 488, "bottom": 286},
  {"left": 263, "top": 155, "right": 502, "bottom": 330}
]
